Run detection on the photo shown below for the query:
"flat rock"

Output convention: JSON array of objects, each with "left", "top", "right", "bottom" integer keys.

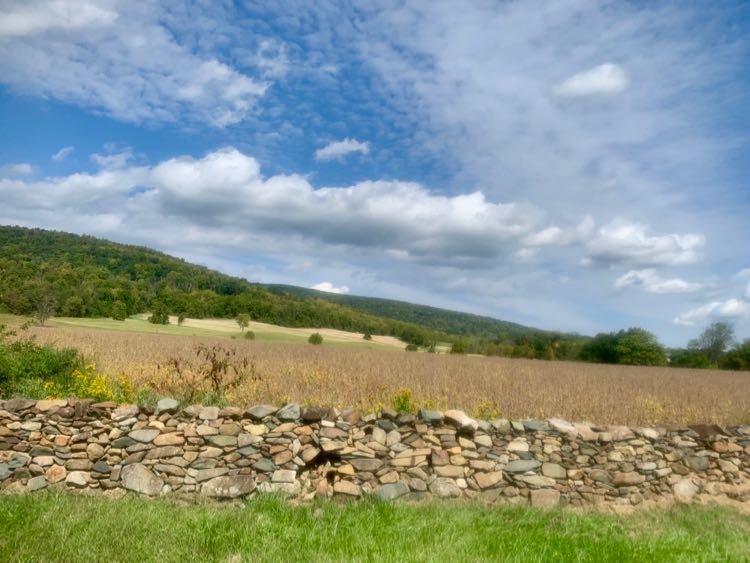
[
  {"left": 153, "top": 434, "right": 185, "bottom": 446},
  {"left": 374, "top": 482, "right": 410, "bottom": 501},
  {"left": 65, "top": 471, "right": 89, "bottom": 488},
  {"left": 272, "top": 469, "right": 296, "bottom": 483},
  {"left": 612, "top": 471, "right": 645, "bottom": 487},
  {"left": 418, "top": 410, "right": 444, "bottom": 425},
  {"left": 474, "top": 471, "right": 504, "bottom": 489},
  {"left": 35, "top": 399, "right": 68, "bottom": 412},
  {"left": 686, "top": 456, "right": 710, "bottom": 472},
  {"left": 121, "top": 463, "right": 164, "bottom": 496},
  {"left": 333, "top": 480, "right": 361, "bottom": 496},
  {"left": 201, "top": 475, "right": 256, "bottom": 498},
  {"left": 429, "top": 478, "right": 462, "bottom": 498},
  {"left": 112, "top": 404, "right": 140, "bottom": 421},
  {"left": 206, "top": 435, "right": 237, "bottom": 448},
  {"left": 199, "top": 406, "right": 220, "bottom": 421},
  {"left": 155, "top": 398, "right": 179, "bottom": 415},
  {"left": 444, "top": 410, "right": 478, "bottom": 434},
  {"left": 129, "top": 429, "right": 160, "bottom": 443},
  {"left": 45, "top": 465, "right": 67, "bottom": 484},
  {"left": 277, "top": 404, "right": 301, "bottom": 421},
  {"left": 246, "top": 405, "right": 278, "bottom": 420},
  {"left": 27, "top": 475, "right": 47, "bottom": 491},
  {"left": 547, "top": 418, "right": 577, "bottom": 437},
  {"left": 541, "top": 463, "right": 567, "bottom": 480},
  {"left": 504, "top": 460, "right": 541, "bottom": 473},
  {"left": 349, "top": 458, "right": 383, "bottom": 472}
]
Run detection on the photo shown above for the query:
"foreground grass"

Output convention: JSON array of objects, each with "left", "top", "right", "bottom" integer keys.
[{"left": 1, "top": 493, "right": 749, "bottom": 562}]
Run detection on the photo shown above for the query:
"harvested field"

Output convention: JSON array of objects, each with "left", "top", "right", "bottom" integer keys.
[{"left": 19, "top": 321, "right": 750, "bottom": 426}]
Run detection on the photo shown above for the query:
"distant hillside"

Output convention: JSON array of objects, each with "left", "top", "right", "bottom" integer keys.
[
  {"left": 266, "top": 284, "right": 557, "bottom": 340},
  {"left": 0, "top": 226, "right": 439, "bottom": 345}
]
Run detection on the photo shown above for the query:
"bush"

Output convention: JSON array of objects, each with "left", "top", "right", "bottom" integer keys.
[
  {"left": 0, "top": 324, "right": 85, "bottom": 397},
  {"left": 363, "top": 332, "right": 372, "bottom": 341},
  {"left": 148, "top": 303, "right": 170, "bottom": 325},
  {"left": 111, "top": 301, "right": 127, "bottom": 321},
  {"left": 405, "top": 343, "right": 419, "bottom": 352},
  {"left": 308, "top": 333, "right": 323, "bottom": 345},
  {"left": 244, "top": 331, "right": 255, "bottom": 340},
  {"left": 390, "top": 388, "right": 416, "bottom": 414}
]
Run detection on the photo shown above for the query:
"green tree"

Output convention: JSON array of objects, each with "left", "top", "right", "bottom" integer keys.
[
  {"left": 450, "top": 340, "right": 468, "bottom": 354},
  {"left": 308, "top": 332, "right": 323, "bottom": 345},
  {"left": 578, "top": 333, "right": 619, "bottom": 364},
  {"left": 62, "top": 295, "right": 85, "bottom": 317},
  {"left": 669, "top": 348, "right": 711, "bottom": 369},
  {"left": 148, "top": 302, "right": 170, "bottom": 325},
  {"left": 405, "top": 343, "right": 419, "bottom": 351},
  {"left": 235, "top": 313, "right": 251, "bottom": 332},
  {"left": 719, "top": 339, "right": 750, "bottom": 371},
  {"left": 363, "top": 332, "right": 372, "bottom": 341},
  {"left": 33, "top": 294, "right": 57, "bottom": 327},
  {"left": 688, "top": 322, "right": 735, "bottom": 365},
  {"left": 111, "top": 301, "right": 127, "bottom": 321},
  {"left": 177, "top": 313, "right": 186, "bottom": 326},
  {"left": 615, "top": 328, "right": 667, "bottom": 366}
]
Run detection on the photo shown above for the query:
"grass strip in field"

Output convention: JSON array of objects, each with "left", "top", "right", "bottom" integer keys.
[{"left": 1, "top": 492, "right": 749, "bottom": 562}]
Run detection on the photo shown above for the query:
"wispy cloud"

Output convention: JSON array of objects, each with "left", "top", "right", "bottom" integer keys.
[
  {"left": 614, "top": 269, "right": 702, "bottom": 294},
  {"left": 51, "top": 146, "right": 74, "bottom": 162},
  {"left": 674, "top": 299, "right": 750, "bottom": 326},
  {"left": 554, "top": 63, "right": 630, "bottom": 97},
  {"left": 315, "top": 138, "right": 370, "bottom": 161},
  {"left": 0, "top": 163, "right": 32, "bottom": 176}
]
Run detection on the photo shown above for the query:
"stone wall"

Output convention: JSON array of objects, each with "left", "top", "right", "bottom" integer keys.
[{"left": 2, "top": 398, "right": 749, "bottom": 509}]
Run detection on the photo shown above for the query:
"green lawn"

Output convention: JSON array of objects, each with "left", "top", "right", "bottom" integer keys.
[{"left": 1, "top": 492, "right": 748, "bottom": 562}]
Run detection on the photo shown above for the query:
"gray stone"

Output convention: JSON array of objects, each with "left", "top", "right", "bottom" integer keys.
[
  {"left": 277, "top": 403, "right": 301, "bottom": 421},
  {"left": 111, "top": 436, "right": 137, "bottom": 449},
  {"left": 612, "top": 472, "right": 645, "bottom": 487},
  {"left": 504, "top": 460, "right": 541, "bottom": 473},
  {"left": 27, "top": 475, "right": 47, "bottom": 491},
  {"left": 155, "top": 398, "right": 179, "bottom": 415},
  {"left": 429, "top": 478, "right": 462, "bottom": 498},
  {"left": 65, "top": 459, "right": 92, "bottom": 471},
  {"left": 523, "top": 420, "right": 549, "bottom": 432},
  {"left": 65, "top": 471, "right": 89, "bottom": 488},
  {"left": 112, "top": 404, "right": 139, "bottom": 421},
  {"left": 29, "top": 446, "right": 54, "bottom": 457},
  {"left": 201, "top": 475, "right": 256, "bottom": 498},
  {"left": 673, "top": 478, "right": 700, "bottom": 502},
  {"left": 4, "top": 398, "right": 36, "bottom": 412},
  {"left": 444, "top": 410, "right": 478, "bottom": 434},
  {"left": 246, "top": 405, "right": 278, "bottom": 420},
  {"left": 333, "top": 481, "right": 362, "bottom": 496},
  {"left": 374, "top": 482, "right": 410, "bottom": 501},
  {"left": 253, "top": 458, "right": 277, "bottom": 473},
  {"left": 194, "top": 468, "right": 229, "bottom": 482},
  {"left": 199, "top": 406, "right": 220, "bottom": 421},
  {"left": 129, "top": 429, "right": 160, "bottom": 443},
  {"left": 541, "top": 463, "right": 567, "bottom": 480},
  {"left": 206, "top": 435, "right": 237, "bottom": 448},
  {"left": 349, "top": 458, "right": 383, "bottom": 472},
  {"left": 92, "top": 461, "right": 111, "bottom": 474},
  {"left": 686, "top": 456, "right": 710, "bottom": 472},
  {"left": 272, "top": 469, "right": 296, "bottom": 483},
  {"left": 121, "top": 463, "right": 164, "bottom": 496},
  {"left": 144, "top": 446, "right": 183, "bottom": 460},
  {"left": 418, "top": 410, "right": 444, "bottom": 425},
  {"left": 0, "top": 464, "right": 11, "bottom": 481},
  {"left": 589, "top": 469, "right": 611, "bottom": 484}
]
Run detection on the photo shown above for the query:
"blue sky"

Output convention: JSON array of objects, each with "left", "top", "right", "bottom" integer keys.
[{"left": 1, "top": 0, "right": 749, "bottom": 346}]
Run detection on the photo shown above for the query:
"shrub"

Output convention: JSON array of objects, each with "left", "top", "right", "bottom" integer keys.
[
  {"left": 111, "top": 301, "right": 127, "bottom": 321},
  {"left": 363, "top": 332, "right": 372, "bottom": 341},
  {"left": 405, "top": 343, "right": 418, "bottom": 352},
  {"left": 244, "top": 331, "right": 255, "bottom": 340},
  {"left": 308, "top": 333, "right": 323, "bottom": 345},
  {"left": 0, "top": 324, "right": 85, "bottom": 397},
  {"left": 177, "top": 313, "right": 186, "bottom": 326},
  {"left": 148, "top": 303, "right": 170, "bottom": 325}
]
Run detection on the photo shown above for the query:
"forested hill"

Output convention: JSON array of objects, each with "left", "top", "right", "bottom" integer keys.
[
  {"left": 265, "top": 284, "right": 548, "bottom": 339},
  {"left": 0, "top": 225, "right": 584, "bottom": 355},
  {"left": 0, "top": 226, "right": 439, "bottom": 344}
]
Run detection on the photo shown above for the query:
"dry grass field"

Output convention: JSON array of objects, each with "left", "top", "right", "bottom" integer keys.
[{"left": 15, "top": 319, "right": 750, "bottom": 426}]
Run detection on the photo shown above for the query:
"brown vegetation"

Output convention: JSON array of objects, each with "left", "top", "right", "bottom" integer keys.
[{"left": 25, "top": 324, "right": 750, "bottom": 425}]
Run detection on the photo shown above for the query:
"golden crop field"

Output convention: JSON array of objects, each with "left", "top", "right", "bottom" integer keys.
[{"left": 20, "top": 321, "right": 750, "bottom": 426}]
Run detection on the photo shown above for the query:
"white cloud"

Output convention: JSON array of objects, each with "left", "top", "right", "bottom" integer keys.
[
  {"left": 746, "top": 282, "right": 750, "bottom": 301},
  {"left": 315, "top": 138, "right": 370, "bottom": 161},
  {"left": 91, "top": 148, "right": 134, "bottom": 169},
  {"left": 614, "top": 269, "right": 702, "bottom": 294},
  {"left": 0, "top": 163, "right": 32, "bottom": 176},
  {"left": 0, "top": 147, "right": 546, "bottom": 265},
  {"left": 0, "top": 0, "right": 117, "bottom": 37},
  {"left": 585, "top": 219, "right": 704, "bottom": 267},
  {"left": 523, "top": 226, "right": 564, "bottom": 246},
  {"left": 554, "top": 63, "right": 630, "bottom": 97},
  {"left": 51, "top": 146, "right": 74, "bottom": 162},
  {"left": 0, "top": 2, "right": 268, "bottom": 127},
  {"left": 311, "top": 282, "right": 350, "bottom": 294},
  {"left": 674, "top": 299, "right": 750, "bottom": 326},
  {"left": 736, "top": 268, "right": 750, "bottom": 280}
]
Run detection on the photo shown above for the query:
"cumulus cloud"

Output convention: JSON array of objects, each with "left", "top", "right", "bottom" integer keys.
[
  {"left": 674, "top": 299, "right": 750, "bottom": 326},
  {"left": 585, "top": 219, "right": 704, "bottom": 267},
  {"left": 0, "top": 147, "right": 545, "bottom": 265},
  {"left": 0, "top": 163, "right": 32, "bottom": 176},
  {"left": 614, "top": 269, "right": 702, "bottom": 294},
  {"left": 311, "top": 282, "right": 350, "bottom": 294},
  {"left": 523, "top": 226, "right": 565, "bottom": 246},
  {"left": 315, "top": 138, "right": 370, "bottom": 161},
  {"left": 0, "top": 2, "right": 268, "bottom": 126},
  {"left": 51, "top": 146, "right": 74, "bottom": 162},
  {"left": 554, "top": 63, "right": 630, "bottom": 97}
]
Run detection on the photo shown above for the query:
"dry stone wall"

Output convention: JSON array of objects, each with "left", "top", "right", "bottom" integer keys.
[{"left": 2, "top": 398, "right": 750, "bottom": 510}]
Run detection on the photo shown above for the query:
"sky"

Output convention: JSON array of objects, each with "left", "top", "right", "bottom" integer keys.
[{"left": 1, "top": 0, "right": 749, "bottom": 346}]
